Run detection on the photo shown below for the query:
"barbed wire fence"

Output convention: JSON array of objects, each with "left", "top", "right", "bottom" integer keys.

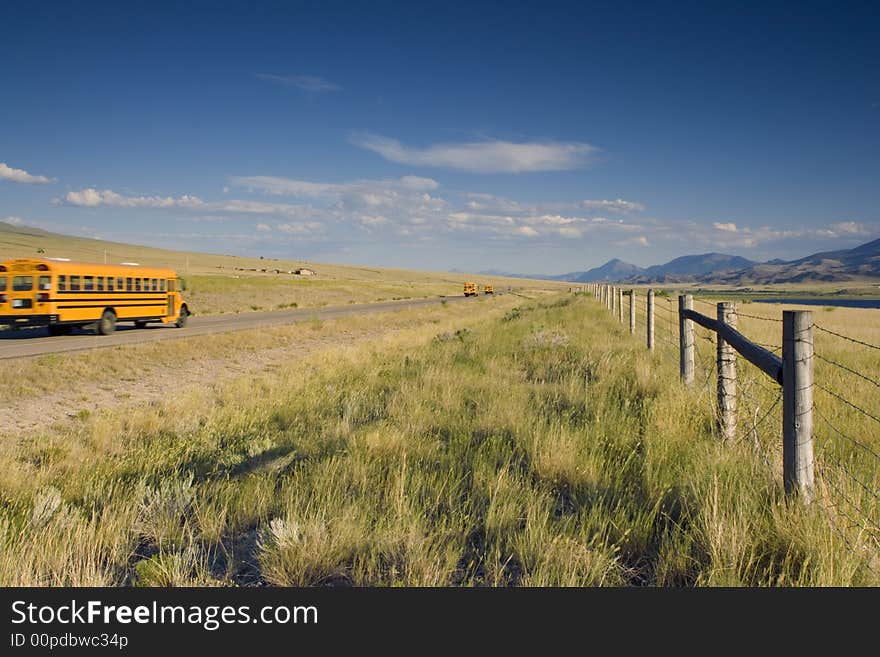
[{"left": 579, "top": 283, "right": 880, "bottom": 578}]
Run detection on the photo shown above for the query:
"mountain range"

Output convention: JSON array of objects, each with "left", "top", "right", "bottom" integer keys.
[{"left": 481, "top": 237, "right": 880, "bottom": 285}]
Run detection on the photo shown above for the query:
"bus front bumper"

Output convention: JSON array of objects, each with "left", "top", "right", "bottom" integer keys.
[{"left": 0, "top": 314, "right": 58, "bottom": 327}]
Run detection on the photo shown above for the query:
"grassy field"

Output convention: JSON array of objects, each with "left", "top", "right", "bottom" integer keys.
[
  {"left": 0, "top": 221, "right": 568, "bottom": 315},
  {"left": 1, "top": 291, "right": 876, "bottom": 586}
]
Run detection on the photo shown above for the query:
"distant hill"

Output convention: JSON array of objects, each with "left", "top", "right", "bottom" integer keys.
[
  {"left": 480, "top": 237, "right": 880, "bottom": 285},
  {"left": 708, "top": 237, "right": 880, "bottom": 284},
  {"left": 557, "top": 259, "right": 644, "bottom": 282},
  {"left": 630, "top": 253, "right": 757, "bottom": 283}
]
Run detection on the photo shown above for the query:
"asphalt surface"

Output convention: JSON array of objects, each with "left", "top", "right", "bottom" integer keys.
[{"left": 0, "top": 294, "right": 484, "bottom": 359}]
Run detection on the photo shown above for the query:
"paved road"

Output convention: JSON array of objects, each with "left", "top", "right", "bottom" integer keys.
[{"left": 0, "top": 295, "right": 486, "bottom": 359}]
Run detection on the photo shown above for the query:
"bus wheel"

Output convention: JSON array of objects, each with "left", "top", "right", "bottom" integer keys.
[
  {"left": 175, "top": 306, "right": 189, "bottom": 328},
  {"left": 134, "top": 320, "right": 148, "bottom": 329},
  {"left": 97, "top": 310, "right": 117, "bottom": 335}
]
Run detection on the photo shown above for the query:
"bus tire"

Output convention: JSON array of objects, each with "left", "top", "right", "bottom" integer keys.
[
  {"left": 175, "top": 305, "right": 189, "bottom": 328},
  {"left": 97, "top": 309, "right": 117, "bottom": 335}
]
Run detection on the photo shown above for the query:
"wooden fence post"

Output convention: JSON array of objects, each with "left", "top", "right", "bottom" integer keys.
[
  {"left": 783, "top": 310, "right": 815, "bottom": 503},
  {"left": 617, "top": 288, "right": 624, "bottom": 323},
  {"left": 629, "top": 290, "right": 636, "bottom": 334},
  {"left": 647, "top": 289, "right": 655, "bottom": 351},
  {"left": 717, "top": 302, "right": 737, "bottom": 442},
  {"left": 679, "top": 295, "right": 694, "bottom": 385}
]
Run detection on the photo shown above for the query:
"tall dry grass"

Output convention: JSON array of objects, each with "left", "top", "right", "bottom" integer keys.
[{"left": 0, "top": 292, "right": 876, "bottom": 586}]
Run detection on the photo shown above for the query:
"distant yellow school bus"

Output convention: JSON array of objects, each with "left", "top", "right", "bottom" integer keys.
[
  {"left": 0, "top": 258, "right": 190, "bottom": 335},
  {"left": 483, "top": 284, "right": 494, "bottom": 295},
  {"left": 463, "top": 282, "right": 478, "bottom": 297}
]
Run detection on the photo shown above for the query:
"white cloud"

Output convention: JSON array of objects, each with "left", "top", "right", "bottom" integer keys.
[
  {"left": 64, "top": 188, "right": 204, "bottom": 208},
  {"left": 276, "top": 222, "right": 324, "bottom": 235},
  {"left": 255, "top": 73, "right": 341, "bottom": 92},
  {"left": 557, "top": 226, "right": 583, "bottom": 238},
  {"left": 579, "top": 199, "right": 645, "bottom": 213},
  {"left": 61, "top": 188, "right": 322, "bottom": 221},
  {"left": 666, "top": 220, "right": 879, "bottom": 251},
  {"left": 528, "top": 214, "right": 581, "bottom": 226},
  {"left": 2, "top": 216, "right": 25, "bottom": 225},
  {"left": 351, "top": 133, "right": 596, "bottom": 173},
  {"left": 57, "top": 177, "right": 876, "bottom": 260},
  {"left": 461, "top": 192, "right": 645, "bottom": 218},
  {"left": 0, "top": 162, "right": 54, "bottom": 184},
  {"left": 229, "top": 174, "right": 439, "bottom": 198}
]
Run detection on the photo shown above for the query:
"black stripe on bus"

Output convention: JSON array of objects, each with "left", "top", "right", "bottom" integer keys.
[
  {"left": 55, "top": 290, "right": 168, "bottom": 295},
  {"left": 56, "top": 303, "right": 168, "bottom": 309},
  {"left": 43, "top": 297, "right": 170, "bottom": 303}
]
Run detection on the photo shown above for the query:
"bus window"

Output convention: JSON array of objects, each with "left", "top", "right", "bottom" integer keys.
[
  {"left": 117, "top": 277, "right": 124, "bottom": 290},
  {"left": 13, "top": 276, "right": 33, "bottom": 291},
  {"left": 168, "top": 279, "right": 175, "bottom": 292},
  {"left": 39, "top": 275, "right": 51, "bottom": 290},
  {"left": 151, "top": 278, "right": 158, "bottom": 291},
  {"left": 126, "top": 277, "right": 132, "bottom": 291},
  {"left": 96, "top": 277, "right": 104, "bottom": 291},
  {"left": 0, "top": 278, "right": 6, "bottom": 292},
  {"left": 57, "top": 275, "right": 66, "bottom": 291},
  {"left": 160, "top": 279, "right": 166, "bottom": 292},
  {"left": 70, "top": 276, "right": 81, "bottom": 291},
  {"left": 84, "top": 276, "right": 94, "bottom": 291},
  {"left": 107, "top": 277, "right": 114, "bottom": 291},
  {"left": 135, "top": 278, "right": 142, "bottom": 292}
]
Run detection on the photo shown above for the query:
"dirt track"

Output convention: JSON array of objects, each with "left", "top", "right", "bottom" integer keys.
[{"left": 0, "top": 295, "right": 480, "bottom": 359}]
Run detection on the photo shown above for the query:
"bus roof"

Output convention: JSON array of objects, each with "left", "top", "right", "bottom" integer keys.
[{"left": 0, "top": 258, "right": 179, "bottom": 277}]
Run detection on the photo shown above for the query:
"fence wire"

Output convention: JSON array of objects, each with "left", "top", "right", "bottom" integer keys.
[{"left": 584, "top": 289, "right": 880, "bottom": 576}]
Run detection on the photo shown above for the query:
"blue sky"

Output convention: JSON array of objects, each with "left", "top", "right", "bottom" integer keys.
[{"left": 1, "top": 1, "right": 878, "bottom": 274}]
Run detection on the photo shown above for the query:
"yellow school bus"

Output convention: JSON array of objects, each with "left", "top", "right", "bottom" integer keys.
[
  {"left": 483, "top": 284, "right": 494, "bottom": 295},
  {"left": 0, "top": 258, "right": 190, "bottom": 335},
  {"left": 463, "top": 282, "right": 477, "bottom": 297}
]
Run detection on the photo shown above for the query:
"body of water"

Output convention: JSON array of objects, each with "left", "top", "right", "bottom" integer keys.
[{"left": 753, "top": 298, "right": 880, "bottom": 309}]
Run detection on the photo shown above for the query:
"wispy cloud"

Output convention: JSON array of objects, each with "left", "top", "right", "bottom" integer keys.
[
  {"left": 683, "top": 219, "right": 879, "bottom": 250},
  {"left": 255, "top": 73, "right": 341, "bottom": 93},
  {"left": 63, "top": 188, "right": 203, "bottom": 208},
  {"left": 580, "top": 199, "right": 645, "bottom": 213},
  {"left": 351, "top": 133, "right": 596, "bottom": 173},
  {"left": 0, "top": 162, "right": 54, "bottom": 184},
  {"left": 60, "top": 188, "right": 319, "bottom": 221},
  {"left": 229, "top": 174, "right": 438, "bottom": 197},
  {"left": 56, "top": 179, "right": 877, "bottom": 263}
]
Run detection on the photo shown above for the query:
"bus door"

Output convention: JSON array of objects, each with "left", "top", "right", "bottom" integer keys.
[{"left": 167, "top": 290, "right": 175, "bottom": 318}]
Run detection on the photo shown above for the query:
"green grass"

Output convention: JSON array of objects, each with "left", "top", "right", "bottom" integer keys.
[{"left": 0, "top": 293, "right": 876, "bottom": 585}]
